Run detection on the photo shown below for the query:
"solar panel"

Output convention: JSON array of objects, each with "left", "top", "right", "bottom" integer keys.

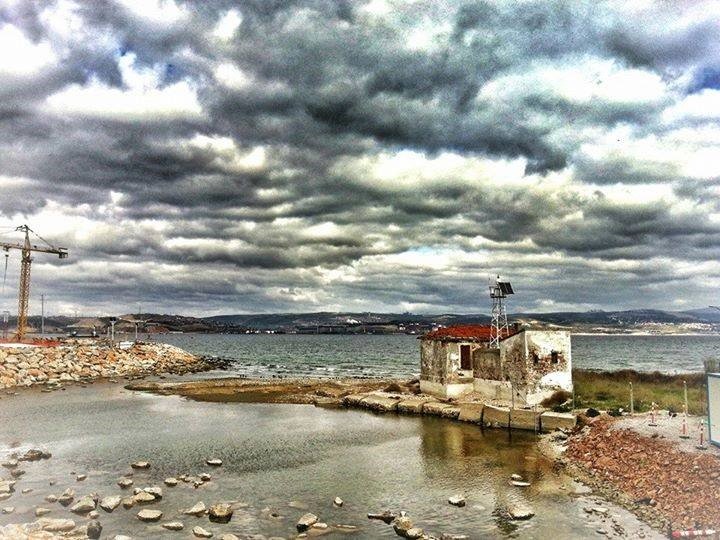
[{"left": 498, "top": 282, "right": 514, "bottom": 295}]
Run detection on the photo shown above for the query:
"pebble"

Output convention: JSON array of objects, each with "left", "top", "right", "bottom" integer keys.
[
  {"left": 193, "top": 525, "right": 213, "bottom": 538},
  {"left": 164, "top": 477, "right": 178, "bottom": 487},
  {"left": 184, "top": 501, "right": 207, "bottom": 516},
  {"left": 137, "top": 509, "right": 163, "bottom": 522},
  {"left": 448, "top": 495, "right": 466, "bottom": 507},
  {"left": 70, "top": 495, "right": 96, "bottom": 514},
  {"left": 132, "top": 491, "right": 156, "bottom": 504},
  {"left": 117, "top": 478, "right": 134, "bottom": 489},
  {"left": 21, "top": 488, "right": 32, "bottom": 494},
  {"left": 76, "top": 473, "right": 87, "bottom": 481},
  {"left": 1, "top": 507, "right": 14, "bottom": 514},
  {"left": 87, "top": 519, "right": 102, "bottom": 539},
  {"left": 208, "top": 503, "right": 233, "bottom": 523},
  {"left": 162, "top": 521, "right": 185, "bottom": 531},
  {"left": 206, "top": 459, "right": 222, "bottom": 466},
  {"left": 100, "top": 495, "right": 122, "bottom": 512},
  {"left": 297, "top": 513, "right": 318, "bottom": 532},
  {"left": 333, "top": 497, "right": 344, "bottom": 507},
  {"left": 199, "top": 473, "right": 212, "bottom": 482},
  {"left": 131, "top": 461, "right": 150, "bottom": 470},
  {"left": 35, "top": 507, "right": 52, "bottom": 516},
  {"left": 42, "top": 494, "right": 56, "bottom": 503}
]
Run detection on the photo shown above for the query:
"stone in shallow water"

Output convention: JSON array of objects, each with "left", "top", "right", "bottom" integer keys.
[
  {"left": 184, "top": 501, "right": 206, "bottom": 516},
  {"left": 38, "top": 518, "right": 76, "bottom": 532},
  {"left": 117, "top": 478, "right": 133, "bottom": 489},
  {"left": 164, "top": 477, "right": 178, "bottom": 487},
  {"left": 333, "top": 497, "right": 344, "bottom": 507},
  {"left": 70, "top": 495, "right": 96, "bottom": 514},
  {"left": 507, "top": 503, "right": 534, "bottom": 520},
  {"left": 100, "top": 495, "right": 122, "bottom": 512},
  {"left": 199, "top": 473, "right": 212, "bottom": 482},
  {"left": 406, "top": 527, "right": 424, "bottom": 539},
  {"left": 137, "top": 509, "right": 163, "bottom": 522},
  {"left": 510, "top": 480, "right": 531, "bottom": 487},
  {"left": 162, "top": 521, "right": 184, "bottom": 531},
  {"left": 193, "top": 525, "right": 213, "bottom": 538},
  {"left": 208, "top": 503, "right": 233, "bottom": 523},
  {"left": 296, "top": 513, "right": 318, "bottom": 532},
  {"left": 133, "top": 491, "right": 156, "bottom": 504},
  {"left": 87, "top": 519, "right": 102, "bottom": 539},
  {"left": 35, "top": 507, "right": 52, "bottom": 517},
  {"left": 220, "top": 535, "right": 239, "bottom": 540},
  {"left": 1, "top": 507, "right": 13, "bottom": 514},
  {"left": 131, "top": 461, "right": 150, "bottom": 470},
  {"left": 393, "top": 515, "right": 413, "bottom": 536},
  {"left": 448, "top": 495, "right": 466, "bottom": 507},
  {"left": 206, "top": 458, "right": 222, "bottom": 466}
]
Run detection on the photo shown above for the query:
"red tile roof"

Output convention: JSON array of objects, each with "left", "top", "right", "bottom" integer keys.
[{"left": 422, "top": 324, "right": 516, "bottom": 342}]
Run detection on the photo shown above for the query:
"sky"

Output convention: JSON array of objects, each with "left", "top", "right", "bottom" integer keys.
[{"left": 1, "top": 0, "right": 720, "bottom": 317}]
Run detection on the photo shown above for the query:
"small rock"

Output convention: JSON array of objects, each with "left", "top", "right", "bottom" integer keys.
[
  {"left": 70, "top": 495, "right": 96, "bottom": 514},
  {"left": 121, "top": 497, "right": 135, "bottom": 509},
  {"left": 510, "top": 474, "right": 523, "bottom": 481},
  {"left": 220, "top": 535, "right": 239, "bottom": 540},
  {"left": 87, "top": 519, "right": 102, "bottom": 539},
  {"left": 88, "top": 510, "right": 99, "bottom": 519},
  {"left": 144, "top": 486, "right": 163, "bottom": 499},
  {"left": 137, "top": 509, "right": 163, "bottom": 522},
  {"left": 100, "top": 495, "right": 122, "bottom": 512},
  {"left": 38, "top": 518, "right": 76, "bottom": 532},
  {"left": 206, "top": 459, "right": 222, "bottom": 466},
  {"left": 393, "top": 515, "right": 414, "bottom": 536},
  {"left": 45, "top": 494, "right": 58, "bottom": 503},
  {"left": 35, "top": 507, "right": 52, "bottom": 516},
  {"left": 510, "top": 480, "right": 531, "bottom": 487},
  {"left": 117, "top": 478, "right": 134, "bottom": 489},
  {"left": 164, "top": 477, "right": 178, "bottom": 487},
  {"left": 184, "top": 501, "right": 207, "bottom": 516},
  {"left": 1, "top": 506, "right": 14, "bottom": 514},
  {"left": 448, "top": 495, "right": 466, "bottom": 507},
  {"left": 297, "top": 513, "right": 318, "bottom": 532},
  {"left": 313, "top": 522, "right": 329, "bottom": 530},
  {"left": 208, "top": 503, "right": 233, "bottom": 523},
  {"left": 10, "top": 469, "right": 25, "bottom": 478},
  {"left": 406, "top": 527, "right": 424, "bottom": 539},
  {"left": 1, "top": 460, "right": 18, "bottom": 469},
  {"left": 199, "top": 473, "right": 212, "bottom": 482},
  {"left": 163, "top": 521, "right": 185, "bottom": 531},
  {"left": 508, "top": 503, "right": 534, "bottom": 520},
  {"left": 193, "top": 526, "right": 213, "bottom": 538},
  {"left": 21, "top": 488, "right": 33, "bottom": 494},
  {"left": 333, "top": 497, "right": 344, "bottom": 507},
  {"left": 76, "top": 473, "right": 87, "bottom": 481},
  {"left": 592, "top": 507, "right": 609, "bottom": 515},
  {"left": 131, "top": 461, "right": 150, "bottom": 470},
  {"left": 133, "top": 491, "right": 156, "bottom": 504},
  {"left": 368, "top": 511, "right": 397, "bottom": 524}
]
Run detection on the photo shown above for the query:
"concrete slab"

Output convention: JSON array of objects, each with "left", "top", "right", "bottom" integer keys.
[
  {"left": 540, "top": 411, "right": 576, "bottom": 432},
  {"left": 397, "top": 397, "right": 432, "bottom": 414},
  {"left": 343, "top": 394, "right": 369, "bottom": 407},
  {"left": 440, "top": 406, "right": 460, "bottom": 419},
  {"left": 422, "top": 402, "right": 454, "bottom": 416},
  {"left": 510, "top": 408, "right": 539, "bottom": 431},
  {"left": 457, "top": 402, "right": 484, "bottom": 423},
  {"left": 362, "top": 395, "right": 399, "bottom": 413},
  {"left": 482, "top": 404, "right": 509, "bottom": 428}
]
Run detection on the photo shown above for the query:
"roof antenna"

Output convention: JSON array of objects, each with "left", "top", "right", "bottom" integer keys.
[{"left": 489, "top": 274, "right": 514, "bottom": 348}]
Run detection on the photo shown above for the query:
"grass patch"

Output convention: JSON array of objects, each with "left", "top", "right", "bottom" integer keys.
[{"left": 572, "top": 369, "right": 707, "bottom": 415}]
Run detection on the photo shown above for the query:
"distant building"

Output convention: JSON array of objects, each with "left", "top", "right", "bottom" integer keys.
[{"left": 419, "top": 324, "right": 572, "bottom": 405}]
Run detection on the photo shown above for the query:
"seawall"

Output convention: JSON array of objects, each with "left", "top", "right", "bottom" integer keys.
[{"left": 0, "top": 340, "right": 206, "bottom": 389}]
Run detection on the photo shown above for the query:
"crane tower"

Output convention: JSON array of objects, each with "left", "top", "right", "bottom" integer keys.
[{"left": 1, "top": 225, "right": 68, "bottom": 340}]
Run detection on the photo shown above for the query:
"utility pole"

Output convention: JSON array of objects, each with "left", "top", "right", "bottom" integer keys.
[{"left": 40, "top": 293, "right": 45, "bottom": 336}]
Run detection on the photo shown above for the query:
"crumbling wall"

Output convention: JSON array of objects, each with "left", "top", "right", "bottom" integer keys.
[{"left": 473, "top": 347, "right": 501, "bottom": 380}]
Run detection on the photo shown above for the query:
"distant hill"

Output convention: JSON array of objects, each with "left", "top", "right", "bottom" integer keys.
[{"left": 6, "top": 308, "right": 720, "bottom": 335}]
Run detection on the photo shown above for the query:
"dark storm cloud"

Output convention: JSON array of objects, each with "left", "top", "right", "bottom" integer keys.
[{"left": 0, "top": 0, "right": 719, "bottom": 315}]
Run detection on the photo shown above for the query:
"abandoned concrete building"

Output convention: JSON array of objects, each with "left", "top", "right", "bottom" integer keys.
[{"left": 419, "top": 324, "right": 573, "bottom": 405}]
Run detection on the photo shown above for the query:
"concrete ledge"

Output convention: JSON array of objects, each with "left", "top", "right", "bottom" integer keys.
[
  {"left": 422, "top": 402, "right": 454, "bottom": 416},
  {"left": 540, "top": 411, "right": 577, "bottom": 432},
  {"left": 457, "top": 403, "right": 484, "bottom": 423},
  {"left": 482, "top": 404, "right": 509, "bottom": 428},
  {"left": 343, "top": 394, "right": 369, "bottom": 407},
  {"left": 362, "top": 395, "right": 399, "bottom": 413},
  {"left": 397, "top": 397, "right": 433, "bottom": 414},
  {"left": 510, "top": 408, "right": 539, "bottom": 431},
  {"left": 440, "top": 406, "right": 460, "bottom": 419}
]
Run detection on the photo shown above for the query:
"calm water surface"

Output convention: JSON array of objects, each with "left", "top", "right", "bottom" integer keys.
[
  {"left": 0, "top": 383, "right": 657, "bottom": 539},
  {"left": 148, "top": 333, "right": 720, "bottom": 378}
]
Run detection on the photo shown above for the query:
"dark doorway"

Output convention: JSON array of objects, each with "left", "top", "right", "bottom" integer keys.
[{"left": 460, "top": 344, "right": 471, "bottom": 370}]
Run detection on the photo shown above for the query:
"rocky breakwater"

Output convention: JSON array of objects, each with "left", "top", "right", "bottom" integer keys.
[{"left": 0, "top": 340, "right": 208, "bottom": 389}]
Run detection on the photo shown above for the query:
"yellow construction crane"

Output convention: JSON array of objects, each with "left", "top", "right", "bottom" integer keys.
[{"left": 0, "top": 225, "right": 68, "bottom": 340}]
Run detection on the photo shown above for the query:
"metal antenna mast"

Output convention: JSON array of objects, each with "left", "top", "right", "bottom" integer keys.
[
  {"left": 1, "top": 225, "right": 68, "bottom": 340},
  {"left": 489, "top": 275, "right": 514, "bottom": 348}
]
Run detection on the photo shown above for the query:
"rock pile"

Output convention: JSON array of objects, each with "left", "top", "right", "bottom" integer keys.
[
  {"left": 567, "top": 415, "right": 720, "bottom": 530},
  {"left": 0, "top": 341, "right": 207, "bottom": 389}
]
